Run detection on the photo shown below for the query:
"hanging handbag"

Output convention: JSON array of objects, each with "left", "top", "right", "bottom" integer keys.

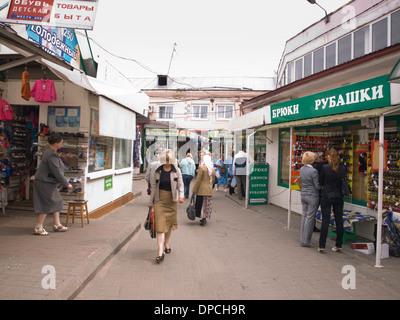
[
  {"left": 144, "top": 207, "right": 156, "bottom": 238},
  {"left": 342, "top": 179, "right": 350, "bottom": 197},
  {"left": 186, "top": 194, "right": 196, "bottom": 221}
]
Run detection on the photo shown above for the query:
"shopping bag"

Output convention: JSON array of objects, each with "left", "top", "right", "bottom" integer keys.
[
  {"left": 231, "top": 176, "right": 237, "bottom": 188},
  {"left": 186, "top": 194, "right": 196, "bottom": 220}
]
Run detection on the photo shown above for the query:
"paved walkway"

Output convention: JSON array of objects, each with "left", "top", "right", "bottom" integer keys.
[
  {"left": 1, "top": 177, "right": 399, "bottom": 300},
  {"left": 77, "top": 182, "right": 400, "bottom": 300}
]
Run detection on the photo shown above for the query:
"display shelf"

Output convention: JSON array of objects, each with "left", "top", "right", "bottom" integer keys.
[{"left": 367, "top": 132, "right": 400, "bottom": 213}]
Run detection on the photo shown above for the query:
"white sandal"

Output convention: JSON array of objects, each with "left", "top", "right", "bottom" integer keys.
[
  {"left": 33, "top": 228, "right": 49, "bottom": 236},
  {"left": 53, "top": 224, "right": 68, "bottom": 232}
]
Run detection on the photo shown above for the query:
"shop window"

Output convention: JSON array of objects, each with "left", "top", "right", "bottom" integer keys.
[
  {"left": 325, "top": 42, "right": 336, "bottom": 69},
  {"left": 88, "top": 136, "right": 113, "bottom": 173},
  {"left": 159, "top": 106, "right": 173, "bottom": 120},
  {"left": 278, "top": 130, "right": 290, "bottom": 186},
  {"left": 372, "top": 18, "right": 388, "bottom": 52},
  {"left": 338, "top": 34, "right": 352, "bottom": 65},
  {"left": 391, "top": 9, "right": 400, "bottom": 45},
  {"left": 192, "top": 105, "right": 208, "bottom": 120},
  {"left": 115, "top": 138, "right": 132, "bottom": 170},
  {"left": 216, "top": 105, "right": 234, "bottom": 120},
  {"left": 304, "top": 53, "right": 312, "bottom": 78},
  {"left": 354, "top": 26, "right": 370, "bottom": 59},
  {"left": 313, "top": 47, "right": 324, "bottom": 74},
  {"left": 295, "top": 58, "right": 303, "bottom": 81}
]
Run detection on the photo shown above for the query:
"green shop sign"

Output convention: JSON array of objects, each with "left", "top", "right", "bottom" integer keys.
[
  {"left": 248, "top": 164, "right": 269, "bottom": 205},
  {"left": 104, "top": 176, "right": 113, "bottom": 191},
  {"left": 270, "top": 75, "right": 391, "bottom": 124}
]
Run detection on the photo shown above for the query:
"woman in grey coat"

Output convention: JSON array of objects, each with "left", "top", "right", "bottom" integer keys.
[
  {"left": 33, "top": 134, "right": 72, "bottom": 235},
  {"left": 299, "top": 151, "right": 321, "bottom": 247}
]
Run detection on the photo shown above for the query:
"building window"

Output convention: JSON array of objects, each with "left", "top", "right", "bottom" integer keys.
[
  {"left": 304, "top": 53, "right": 312, "bottom": 78},
  {"left": 159, "top": 105, "right": 173, "bottom": 119},
  {"left": 216, "top": 105, "right": 234, "bottom": 119},
  {"left": 287, "top": 61, "right": 294, "bottom": 84},
  {"left": 372, "top": 18, "right": 388, "bottom": 52},
  {"left": 391, "top": 9, "right": 400, "bottom": 45},
  {"left": 192, "top": 105, "right": 208, "bottom": 119},
  {"left": 313, "top": 47, "right": 324, "bottom": 74},
  {"left": 115, "top": 138, "right": 132, "bottom": 170},
  {"left": 354, "top": 26, "right": 370, "bottom": 59},
  {"left": 88, "top": 136, "right": 113, "bottom": 173},
  {"left": 295, "top": 58, "right": 303, "bottom": 81},
  {"left": 338, "top": 34, "right": 352, "bottom": 64},
  {"left": 325, "top": 42, "right": 336, "bottom": 69}
]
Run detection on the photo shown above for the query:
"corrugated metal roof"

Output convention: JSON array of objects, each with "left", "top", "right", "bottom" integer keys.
[{"left": 128, "top": 76, "right": 276, "bottom": 91}]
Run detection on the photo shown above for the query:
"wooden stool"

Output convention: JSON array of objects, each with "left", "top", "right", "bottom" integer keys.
[{"left": 66, "top": 200, "right": 89, "bottom": 228}]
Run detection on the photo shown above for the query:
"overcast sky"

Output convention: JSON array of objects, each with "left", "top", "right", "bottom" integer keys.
[{"left": 78, "top": 0, "right": 351, "bottom": 79}]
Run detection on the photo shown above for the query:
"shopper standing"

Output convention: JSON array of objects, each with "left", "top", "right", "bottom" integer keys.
[
  {"left": 33, "top": 134, "right": 73, "bottom": 235},
  {"left": 233, "top": 148, "right": 247, "bottom": 200},
  {"left": 180, "top": 153, "right": 196, "bottom": 198},
  {"left": 299, "top": 152, "right": 321, "bottom": 247},
  {"left": 215, "top": 154, "right": 228, "bottom": 192},
  {"left": 318, "top": 148, "right": 346, "bottom": 253},
  {"left": 148, "top": 149, "right": 184, "bottom": 263},
  {"left": 192, "top": 154, "right": 215, "bottom": 226}
]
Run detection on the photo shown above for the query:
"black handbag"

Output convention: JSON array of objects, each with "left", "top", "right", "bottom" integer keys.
[
  {"left": 186, "top": 194, "right": 196, "bottom": 221},
  {"left": 144, "top": 207, "right": 156, "bottom": 238},
  {"left": 342, "top": 179, "right": 350, "bottom": 197}
]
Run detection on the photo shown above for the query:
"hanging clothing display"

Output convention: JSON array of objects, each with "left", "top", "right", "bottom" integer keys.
[
  {"left": 21, "top": 71, "right": 31, "bottom": 101},
  {"left": 0, "top": 99, "right": 14, "bottom": 121},
  {"left": 30, "top": 79, "right": 57, "bottom": 103}
]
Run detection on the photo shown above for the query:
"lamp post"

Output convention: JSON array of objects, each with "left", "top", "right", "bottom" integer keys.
[{"left": 307, "top": 0, "right": 330, "bottom": 23}]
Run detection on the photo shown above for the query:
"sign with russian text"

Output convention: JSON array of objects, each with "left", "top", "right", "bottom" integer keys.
[
  {"left": 270, "top": 75, "right": 391, "bottom": 124},
  {"left": 248, "top": 163, "right": 269, "bottom": 205},
  {"left": 12, "top": 24, "right": 80, "bottom": 68},
  {"left": 0, "top": 0, "right": 99, "bottom": 30}
]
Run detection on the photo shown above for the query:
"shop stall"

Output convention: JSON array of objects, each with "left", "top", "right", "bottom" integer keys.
[{"left": 0, "top": 54, "right": 148, "bottom": 216}]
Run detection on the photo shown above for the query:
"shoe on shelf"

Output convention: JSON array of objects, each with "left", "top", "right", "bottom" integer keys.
[
  {"left": 33, "top": 228, "right": 48, "bottom": 236},
  {"left": 332, "top": 246, "right": 342, "bottom": 252},
  {"left": 53, "top": 225, "right": 68, "bottom": 232}
]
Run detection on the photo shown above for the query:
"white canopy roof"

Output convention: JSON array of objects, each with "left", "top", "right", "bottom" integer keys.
[{"left": 41, "top": 58, "right": 149, "bottom": 116}]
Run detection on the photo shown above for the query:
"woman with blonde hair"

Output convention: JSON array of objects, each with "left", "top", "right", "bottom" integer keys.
[
  {"left": 299, "top": 151, "right": 321, "bottom": 247},
  {"left": 149, "top": 149, "right": 184, "bottom": 263},
  {"left": 318, "top": 148, "right": 346, "bottom": 253}
]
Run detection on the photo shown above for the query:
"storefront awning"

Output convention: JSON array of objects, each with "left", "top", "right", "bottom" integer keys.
[
  {"left": 388, "top": 58, "right": 400, "bottom": 84},
  {"left": 41, "top": 59, "right": 149, "bottom": 116},
  {"left": 257, "top": 105, "right": 400, "bottom": 131}
]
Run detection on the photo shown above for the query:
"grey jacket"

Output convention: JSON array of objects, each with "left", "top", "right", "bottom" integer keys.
[
  {"left": 35, "top": 148, "right": 69, "bottom": 187},
  {"left": 149, "top": 165, "right": 184, "bottom": 206},
  {"left": 299, "top": 164, "right": 321, "bottom": 197}
]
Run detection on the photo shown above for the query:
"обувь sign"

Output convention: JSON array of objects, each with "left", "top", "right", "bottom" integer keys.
[{"left": 0, "top": 0, "right": 99, "bottom": 30}]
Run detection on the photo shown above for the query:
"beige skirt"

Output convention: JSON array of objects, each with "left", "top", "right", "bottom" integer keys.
[{"left": 154, "top": 189, "right": 178, "bottom": 233}]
